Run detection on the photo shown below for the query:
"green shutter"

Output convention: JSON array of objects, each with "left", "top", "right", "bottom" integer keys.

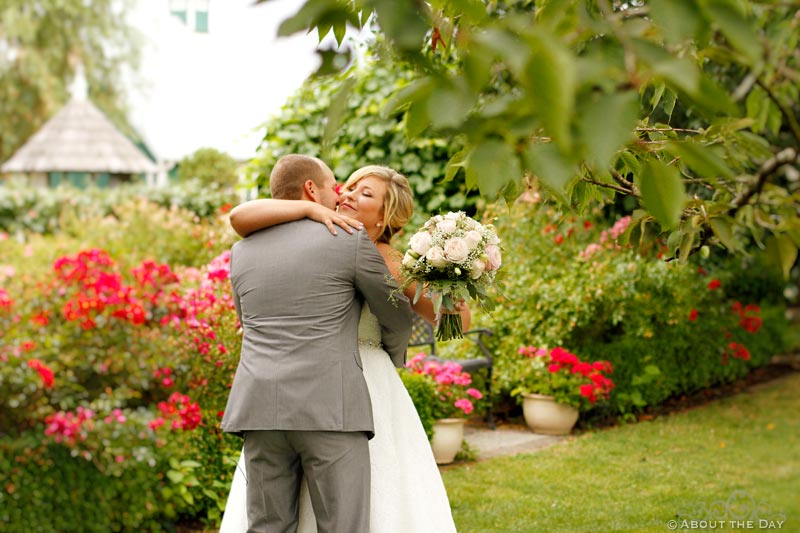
[
  {"left": 195, "top": 11, "right": 208, "bottom": 33},
  {"left": 171, "top": 10, "right": 187, "bottom": 24}
]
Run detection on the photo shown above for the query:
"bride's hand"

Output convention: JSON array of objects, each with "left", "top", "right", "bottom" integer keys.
[
  {"left": 440, "top": 298, "right": 467, "bottom": 315},
  {"left": 305, "top": 203, "right": 364, "bottom": 235}
]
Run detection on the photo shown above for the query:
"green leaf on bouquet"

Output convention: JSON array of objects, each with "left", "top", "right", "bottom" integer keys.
[
  {"left": 413, "top": 282, "right": 425, "bottom": 305},
  {"left": 432, "top": 291, "right": 443, "bottom": 314}
]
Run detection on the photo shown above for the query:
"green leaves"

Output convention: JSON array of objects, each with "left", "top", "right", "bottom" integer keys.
[
  {"left": 466, "top": 140, "right": 521, "bottom": 199},
  {"left": 765, "top": 235, "right": 798, "bottom": 281},
  {"left": 523, "top": 141, "right": 575, "bottom": 203},
  {"left": 638, "top": 160, "right": 686, "bottom": 230},
  {"left": 577, "top": 91, "right": 639, "bottom": 172},
  {"left": 668, "top": 140, "right": 733, "bottom": 182},
  {"left": 649, "top": 0, "right": 703, "bottom": 44},
  {"left": 525, "top": 32, "right": 576, "bottom": 151},
  {"left": 702, "top": 0, "right": 763, "bottom": 66}
]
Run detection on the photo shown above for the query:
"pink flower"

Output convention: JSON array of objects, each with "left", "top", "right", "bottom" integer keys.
[
  {"left": 485, "top": 244, "right": 502, "bottom": 270},
  {"left": 409, "top": 231, "right": 433, "bottom": 255},
  {"left": 443, "top": 238, "right": 470, "bottom": 263},
  {"left": 425, "top": 246, "right": 448, "bottom": 268},
  {"left": 466, "top": 388, "right": 483, "bottom": 399},
  {"left": 463, "top": 230, "right": 483, "bottom": 250},
  {"left": 454, "top": 398, "right": 474, "bottom": 414}
]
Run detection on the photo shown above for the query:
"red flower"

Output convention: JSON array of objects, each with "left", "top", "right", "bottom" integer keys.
[
  {"left": 579, "top": 384, "right": 596, "bottom": 403},
  {"left": 220, "top": 203, "right": 233, "bottom": 214},
  {"left": 708, "top": 279, "right": 721, "bottom": 290},
  {"left": 554, "top": 234, "right": 564, "bottom": 245},
  {"left": 27, "top": 359, "right": 55, "bottom": 389},
  {"left": 688, "top": 309, "right": 698, "bottom": 321}
]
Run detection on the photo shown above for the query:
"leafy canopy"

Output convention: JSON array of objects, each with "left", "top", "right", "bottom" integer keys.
[{"left": 258, "top": 0, "right": 800, "bottom": 274}]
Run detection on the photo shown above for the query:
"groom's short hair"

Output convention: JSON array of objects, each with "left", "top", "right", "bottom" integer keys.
[{"left": 270, "top": 154, "right": 327, "bottom": 200}]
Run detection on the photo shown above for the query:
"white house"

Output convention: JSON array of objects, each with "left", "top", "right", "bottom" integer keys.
[{"left": 126, "top": 0, "right": 325, "bottom": 185}]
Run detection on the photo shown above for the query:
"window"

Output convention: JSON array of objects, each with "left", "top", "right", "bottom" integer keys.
[
  {"left": 169, "top": 0, "right": 188, "bottom": 24},
  {"left": 169, "top": 0, "right": 209, "bottom": 33}
]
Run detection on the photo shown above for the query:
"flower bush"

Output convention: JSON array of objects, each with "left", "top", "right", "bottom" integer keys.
[
  {"left": 404, "top": 352, "right": 484, "bottom": 420},
  {"left": 436, "top": 200, "right": 789, "bottom": 420},
  {"left": 0, "top": 199, "right": 242, "bottom": 531},
  {"left": 510, "top": 347, "right": 615, "bottom": 411}
]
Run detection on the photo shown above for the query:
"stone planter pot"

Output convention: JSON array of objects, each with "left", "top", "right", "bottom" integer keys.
[
  {"left": 521, "top": 393, "right": 579, "bottom": 435},
  {"left": 431, "top": 418, "right": 466, "bottom": 464}
]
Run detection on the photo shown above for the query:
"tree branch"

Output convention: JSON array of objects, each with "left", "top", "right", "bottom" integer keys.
[
  {"left": 609, "top": 168, "right": 640, "bottom": 196},
  {"left": 580, "top": 175, "right": 638, "bottom": 197},
  {"left": 729, "top": 147, "right": 799, "bottom": 212}
]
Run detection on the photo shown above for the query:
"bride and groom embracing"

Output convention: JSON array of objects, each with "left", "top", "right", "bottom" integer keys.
[{"left": 220, "top": 154, "right": 468, "bottom": 532}]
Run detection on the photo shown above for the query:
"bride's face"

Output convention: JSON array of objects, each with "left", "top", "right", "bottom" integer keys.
[{"left": 339, "top": 176, "right": 386, "bottom": 239}]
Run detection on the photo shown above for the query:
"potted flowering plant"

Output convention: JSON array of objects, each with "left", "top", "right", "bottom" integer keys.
[
  {"left": 403, "top": 352, "right": 484, "bottom": 463},
  {"left": 511, "top": 346, "right": 614, "bottom": 434}
]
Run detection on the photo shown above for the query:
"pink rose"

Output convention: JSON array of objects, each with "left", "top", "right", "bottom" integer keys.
[
  {"left": 464, "top": 230, "right": 482, "bottom": 250},
  {"left": 437, "top": 219, "right": 457, "bottom": 234},
  {"left": 469, "top": 258, "right": 486, "bottom": 279},
  {"left": 443, "top": 238, "right": 470, "bottom": 263},
  {"left": 425, "top": 246, "right": 448, "bottom": 268},
  {"left": 409, "top": 230, "right": 433, "bottom": 255},
  {"left": 485, "top": 244, "right": 502, "bottom": 270}
]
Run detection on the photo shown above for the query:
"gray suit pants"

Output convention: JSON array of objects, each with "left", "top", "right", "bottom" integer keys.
[{"left": 243, "top": 430, "right": 370, "bottom": 533}]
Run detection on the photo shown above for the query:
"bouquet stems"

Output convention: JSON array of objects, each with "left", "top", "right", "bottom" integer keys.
[{"left": 437, "top": 313, "right": 463, "bottom": 341}]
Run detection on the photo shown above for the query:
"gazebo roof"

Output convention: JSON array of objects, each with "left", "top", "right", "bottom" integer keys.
[{"left": 1, "top": 97, "right": 157, "bottom": 174}]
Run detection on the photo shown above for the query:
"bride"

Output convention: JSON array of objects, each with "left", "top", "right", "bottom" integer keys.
[{"left": 220, "top": 165, "right": 468, "bottom": 533}]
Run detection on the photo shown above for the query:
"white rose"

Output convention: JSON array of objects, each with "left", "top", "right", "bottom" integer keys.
[
  {"left": 445, "top": 211, "right": 461, "bottom": 220},
  {"left": 437, "top": 219, "right": 457, "bottom": 234},
  {"left": 409, "top": 231, "right": 433, "bottom": 255},
  {"left": 464, "top": 230, "right": 483, "bottom": 250},
  {"left": 443, "top": 238, "right": 470, "bottom": 263},
  {"left": 425, "top": 246, "right": 448, "bottom": 268},
  {"left": 402, "top": 252, "right": 418, "bottom": 269},
  {"left": 485, "top": 244, "right": 502, "bottom": 270},
  {"left": 469, "top": 258, "right": 486, "bottom": 279}
]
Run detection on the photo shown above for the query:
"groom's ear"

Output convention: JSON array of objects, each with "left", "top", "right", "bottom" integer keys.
[{"left": 302, "top": 179, "right": 318, "bottom": 203}]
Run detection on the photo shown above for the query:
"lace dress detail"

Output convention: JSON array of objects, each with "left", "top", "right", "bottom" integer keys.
[{"left": 220, "top": 306, "right": 457, "bottom": 533}]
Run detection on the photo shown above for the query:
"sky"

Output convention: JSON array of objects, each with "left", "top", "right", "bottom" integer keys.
[{"left": 126, "top": 0, "right": 334, "bottom": 162}]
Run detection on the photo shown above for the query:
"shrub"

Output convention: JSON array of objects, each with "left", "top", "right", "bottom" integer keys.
[
  {"left": 0, "top": 180, "right": 238, "bottom": 236},
  {"left": 436, "top": 200, "right": 789, "bottom": 420},
  {"left": 177, "top": 148, "right": 240, "bottom": 188},
  {"left": 0, "top": 237, "right": 243, "bottom": 529}
]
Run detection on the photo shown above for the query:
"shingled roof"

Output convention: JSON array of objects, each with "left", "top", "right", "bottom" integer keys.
[{"left": 1, "top": 96, "right": 156, "bottom": 175}]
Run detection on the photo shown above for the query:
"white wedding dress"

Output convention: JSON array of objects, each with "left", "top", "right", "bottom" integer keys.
[{"left": 219, "top": 306, "right": 458, "bottom": 533}]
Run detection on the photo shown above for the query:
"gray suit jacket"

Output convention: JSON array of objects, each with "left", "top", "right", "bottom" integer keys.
[{"left": 220, "top": 220, "right": 412, "bottom": 438}]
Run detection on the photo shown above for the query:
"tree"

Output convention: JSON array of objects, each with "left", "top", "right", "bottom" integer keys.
[
  {"left": 0, "top": 0, "right": 140, "bottom": 162},
  {"left": 178, "top": 147, "right": 240, "bottom": 188},
  {"left": 259, "top": 0, "right": 799, "bottom": 278},
  {"left": 248, "top": 47, "right": 482, "bottom": 219}
]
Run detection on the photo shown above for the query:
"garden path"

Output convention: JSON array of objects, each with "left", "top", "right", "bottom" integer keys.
[{"left": 463, "top": 424, "right": 565, "bottom": 461}]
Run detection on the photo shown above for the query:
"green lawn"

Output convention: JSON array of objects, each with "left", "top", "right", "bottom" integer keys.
[{"left": 443, "top": 373, "right": 799, "bottom": 532}]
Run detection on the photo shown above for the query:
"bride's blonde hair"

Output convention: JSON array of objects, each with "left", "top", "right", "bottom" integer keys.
[{"left": 344, "top": 165, "right": 413, "bottom": 244}]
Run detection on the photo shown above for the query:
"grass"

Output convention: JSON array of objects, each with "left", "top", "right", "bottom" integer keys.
[{"left": 442, "top": 372, "right": 800, "bottom": 532}]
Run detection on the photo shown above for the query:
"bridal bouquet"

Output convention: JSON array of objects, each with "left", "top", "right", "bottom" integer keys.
[{"left": 399, "top": 211, "right": 502, "bottom": 341}]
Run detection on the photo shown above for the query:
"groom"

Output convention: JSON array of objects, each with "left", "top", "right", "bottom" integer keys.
[{"left": 221, "top": 154, "right": 412, "bottom": 533}]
